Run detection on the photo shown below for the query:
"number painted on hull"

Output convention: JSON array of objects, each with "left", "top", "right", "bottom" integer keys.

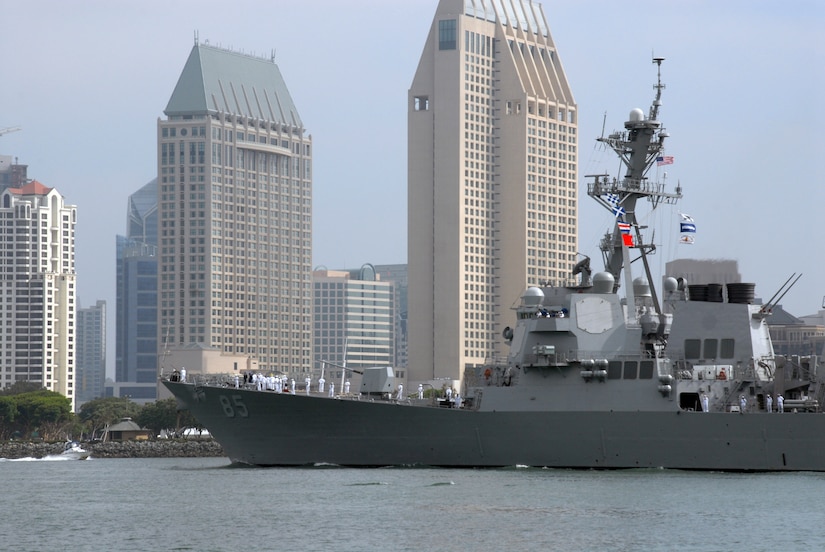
[{"left": 218, "top": 395, "right": 249, "bottom": 418}]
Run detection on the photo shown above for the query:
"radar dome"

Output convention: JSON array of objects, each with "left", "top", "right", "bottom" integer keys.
[
  {"left": 592, "top": 272, "right": 615, "bottom": 294},
  {"left": 521, "top": 286, "right": 545, "bottom": 306},
  {"left": 663, "top": 277, "right": 679, "bottom": 292},
  {"left": 633, "top": 277, "right": 651, "bottom": 298},
  {"left": 629, "top": 108, "right": 645, "bottom": 122}
]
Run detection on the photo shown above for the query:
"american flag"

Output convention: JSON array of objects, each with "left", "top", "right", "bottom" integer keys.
[{"left": 656, "top": 155, "right": 674, "bottom": 166}]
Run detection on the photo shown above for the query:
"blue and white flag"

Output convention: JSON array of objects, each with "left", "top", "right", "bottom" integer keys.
[
  {"left": 604, "top": 193, "right": 625, "bottom": 217},
  {"left": 679, "top": 213, "right": 694, "bottom": 222},
  {"left": 680, "top": 222, "right": 696, "bottom": 233}
]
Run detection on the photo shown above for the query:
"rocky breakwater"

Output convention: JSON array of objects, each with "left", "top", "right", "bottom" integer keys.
[
  {"left": 0, "top": 439, "right": 224, "bottom": 459},
  {"left": 90, "top": 439, "right": 224, "bottom": 458}
]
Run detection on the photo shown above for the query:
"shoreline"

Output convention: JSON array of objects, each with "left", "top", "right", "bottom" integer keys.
[{"left": 0, "top": 439, "right": 224, "bottom": 459}]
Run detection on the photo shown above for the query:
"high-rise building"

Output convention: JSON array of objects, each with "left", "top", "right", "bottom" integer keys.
[
  {"left": 312, "top": 266, "right": 396, "bottom": 386},
  {"left": 76, "top": 300, "right": 106, "bottom": 408},
  {"left": 158, "top": 41, "right": 312, "bottom": 377},
  {"left": 115, "top": 178, "right": 159, "bottom": 399},
  {"left": 407, "top": 0, "right": 577, "bottom": 383},
  {"left": 0, "top": 180, "right": 77, "bottom": 409}
]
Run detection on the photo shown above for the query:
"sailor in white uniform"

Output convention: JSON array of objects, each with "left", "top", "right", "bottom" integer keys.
[
  {"left": 290, "top": 379, "right": 296, "bottom": 395},
  {"left": 418, "top": 384, "right": 424, "bottom": 399},
  {"left": 777, "top": 394, "right": 784, "bottom": 413},
  {"left": 396, "top": 384, "right": 404, "bottom": 401},
  {"left": 344, "top": 380, "right": 351, "bottom": 394},
  {"left": 329, "top": 381, "right": 335, "bottom": 398},
  {"left": 318, "top": 377, "right": 326, "bottom": 393},
  {"left": 180, "top": 367, "right": 187, "bottom": 383},
  {"left": 766, "top": 394, "right": 773, "bottom": 413},
  {"left": 701, "top": 393, "right": 709, "bottom": 413},
  {"left": 739, "top": 395, "right": 747, "bottom": 413},
  {"left": 305, "top": 376, "right": 311, "bottom": 395}
]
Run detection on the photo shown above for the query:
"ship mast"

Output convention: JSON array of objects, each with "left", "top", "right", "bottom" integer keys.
[{"left": 587, "top": 57, "right": 681, "bottom": 311}]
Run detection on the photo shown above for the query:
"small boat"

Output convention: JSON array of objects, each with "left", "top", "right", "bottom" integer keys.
[{"left": 60, "top": 441, "right": 90, "bottom": 460}]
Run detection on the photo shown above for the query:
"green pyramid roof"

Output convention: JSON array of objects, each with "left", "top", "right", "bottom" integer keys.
[{"left": 164, "top": 43, "right": 303, "bottom": 127}]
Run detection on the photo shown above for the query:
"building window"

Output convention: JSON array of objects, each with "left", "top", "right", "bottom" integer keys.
[
  {"left": 414, "top": 96, "right": 429, "bottom": 111},
  {"left": 438, "top": 19, "right": 456, "bottom": 50}
]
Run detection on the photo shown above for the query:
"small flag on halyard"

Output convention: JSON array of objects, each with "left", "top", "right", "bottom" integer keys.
[
  {"left": 680, "top": 222, "right": 696, "bottom": 233},
  {"left": 618, "top": 221, "right": 633, "bottom": 246},
  {"left": 656, "top": 155, "right": 674, "bottom": 166},
  {"left": 679, "top": 213, "right": 694, "bottom": 222},
  {"left": 679, "top": 235, "right": 695, "bottom": 245},
  {"left": 604, "top": 193, "right": 625, "bottom": 218}
]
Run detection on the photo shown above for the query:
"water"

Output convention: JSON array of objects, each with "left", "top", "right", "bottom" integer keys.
[{"left": 3, "top": 456, "right": 825, "bottom": 552}]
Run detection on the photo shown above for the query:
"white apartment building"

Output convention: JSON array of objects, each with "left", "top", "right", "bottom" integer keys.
[
  {"left": 158, "top": 41, "right": 312, "bottom": 378},
  {"left": 0, "top": 180, "right": 77, "bottom": 408},
  {"left": 408, "top": 0, "right": 577, "bottom": 383}
]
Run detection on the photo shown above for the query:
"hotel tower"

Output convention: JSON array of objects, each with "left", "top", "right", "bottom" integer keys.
[
  {"left": 158, "top": 41, "right": 312, "bottom": 377},
  {"left": 408, "top": 0, "right": 576, "bottom": 383}
]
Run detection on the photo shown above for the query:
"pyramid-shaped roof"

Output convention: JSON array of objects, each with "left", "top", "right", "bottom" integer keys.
[{"left": 164, "top": 43, "right": 303, "bottom": 127}]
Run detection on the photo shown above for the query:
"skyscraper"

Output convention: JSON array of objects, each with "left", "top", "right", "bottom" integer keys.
[
  {"left": 76, "top": 300, "right": 106, "bottom": 407},
  {"left": 0, "top": 180, "right": 77, "bottom": 409},
  {"left": 115, "top": 178, "right": 158, "bottom": 396},
  {"left": 407, "top": 0, "right": 576, "bottom": 383},
  {"left": 158, "top": 41, "right": 312, "bottom": 377}
]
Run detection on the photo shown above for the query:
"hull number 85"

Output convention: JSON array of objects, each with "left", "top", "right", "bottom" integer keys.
[{"left": 218, "top": 395, "right": 249, "bottom": 418}]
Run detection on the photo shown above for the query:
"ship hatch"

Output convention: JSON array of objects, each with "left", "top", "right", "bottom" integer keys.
[{"left": 679, "top": 392, "right": 701, "bottom": 412}]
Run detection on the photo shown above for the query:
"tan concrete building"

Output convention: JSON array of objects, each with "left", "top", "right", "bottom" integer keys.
[
  {"left": 407, "top": 0, "right": 577, "bottom": 384},
  {"left": 158, "top": 41, "right": 312, "bottom": 379}
]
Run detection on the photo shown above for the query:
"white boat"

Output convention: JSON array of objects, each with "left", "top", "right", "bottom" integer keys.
[{"left": 60, "top": 441, "right": 91, "bottom": 460}]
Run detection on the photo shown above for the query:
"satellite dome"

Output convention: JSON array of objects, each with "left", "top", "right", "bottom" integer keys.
[
  {"left": 592, "top": 272, "right": 615, "bottom": 294},
  {"left": 629, "top": 108, "right": 645, "bottom": 122},
  {"left": 663, "top": 277, "right": 679, "bottom": 292},
  {"left": 633, "top": 277, "right": 651, "bottom": 298},
  {"left": 521, "top": 286, "right": 545, "bottom": 306}
]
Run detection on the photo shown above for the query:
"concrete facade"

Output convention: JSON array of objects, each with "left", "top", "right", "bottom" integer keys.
[
  {"left": 0, "top": 180, "right": 77, "bottom": 409},
  {"left": 157, "top": 42, "right": 312, "bottom": 378},
  {"left": 407, "top": 0, "right": 577, "bottom": 383}
]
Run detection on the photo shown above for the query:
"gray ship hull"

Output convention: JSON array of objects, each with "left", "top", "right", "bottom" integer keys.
[{"left": 164, "top": 381, "right": 825, "bottom": 470}]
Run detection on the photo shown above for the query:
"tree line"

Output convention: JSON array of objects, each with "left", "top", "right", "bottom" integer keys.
[{"left": 0, "top": 382, "right": 199, "bottom": 442}]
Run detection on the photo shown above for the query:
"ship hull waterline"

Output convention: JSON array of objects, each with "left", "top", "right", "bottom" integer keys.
[{"left": 164, "top": 381, "right": 825, "bottom": 471}]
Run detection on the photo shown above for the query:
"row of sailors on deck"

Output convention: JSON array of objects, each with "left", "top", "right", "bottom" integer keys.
[
  {"left": 237, "top": 372, "right": 352, "bottom": 396},
  {"left": 536, "top": 307, "right": 569, "bottom": 318},
  {"left": 700, "top": 393, "right": 785, "bottom": 413}
]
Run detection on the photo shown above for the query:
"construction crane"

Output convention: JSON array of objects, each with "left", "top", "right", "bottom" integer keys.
[{"left": 0, "top": 126, "right": 21, "bottom": 137}]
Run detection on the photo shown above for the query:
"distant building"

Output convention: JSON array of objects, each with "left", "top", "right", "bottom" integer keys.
[
  {"left": 0, "top": 180, "right": 77, "bottom": 409},
  {"left": 115, "top": 178, "right": 158, "bottom": 401},
  {"left": 312, "top": 266, "right": 396, "bottom": 388},
  {"left": 407, "top": 0, "right": 577, "bottom": 384},
  {"left": 665, "top": 259, "right": 742, "bottom": 291},
  {"left": 76, "top": 300, "right": 106, "bottom": 409},
  {"left": 768, "top": 305, "right": 825, "bottom": 358},
  {"left": 0, "top": 155, "right": 27, "bottom": 190},
  {"left": 373, "top": 264, "right": 408, "bottom": 369},
  {"left": 157, "top": 40, "right": 312, "bottom": 379}
]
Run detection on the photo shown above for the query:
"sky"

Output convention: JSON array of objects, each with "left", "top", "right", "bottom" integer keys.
[{"left": 2, "top": 0, "right": 824, "bottom": 376}]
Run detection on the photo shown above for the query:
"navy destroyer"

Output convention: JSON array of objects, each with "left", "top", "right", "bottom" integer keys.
[{"left": 163, "top": 60, "right": 825, "bottom": 470}]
